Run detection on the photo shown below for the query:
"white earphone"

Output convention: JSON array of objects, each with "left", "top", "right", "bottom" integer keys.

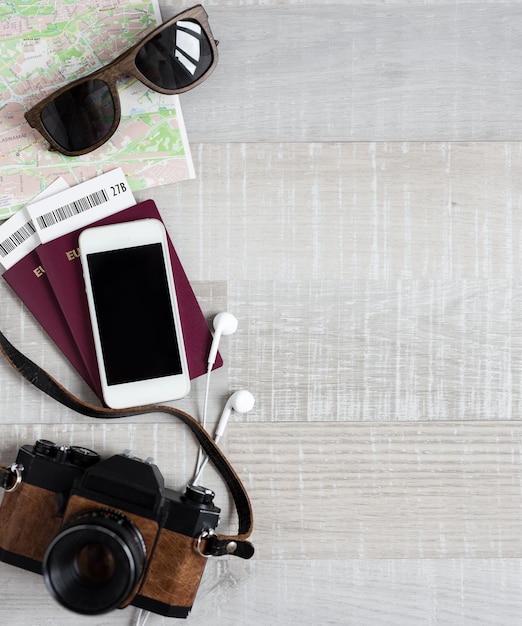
[
  {"left": 193, "top": 389, "right": 256, "bottom": 484},
  {"left": 207, "top": 312, "right": 238, "bottom": 369},
  {"left": 194, "top": 312, "right": 240, "bottom": 484},
  {"left": 201, "top": 312, "right": 239, "bottom": 431},
  {"left": 214, "top": 390, "right": 256, "bottom": 441}
]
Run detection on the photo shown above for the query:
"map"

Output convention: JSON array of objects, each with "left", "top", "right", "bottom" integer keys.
[{"left": 0, "top": 0, "right": 195, "bottom": 219}]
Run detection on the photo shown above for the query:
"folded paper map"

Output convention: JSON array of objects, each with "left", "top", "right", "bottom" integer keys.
[{"left": 0, "top": 0, "right": 195, "bottom": 220}]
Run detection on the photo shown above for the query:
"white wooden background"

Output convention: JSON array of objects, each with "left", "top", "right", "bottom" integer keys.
[{"left": 2, "top": 1, "right": 522, "bottom": 624}]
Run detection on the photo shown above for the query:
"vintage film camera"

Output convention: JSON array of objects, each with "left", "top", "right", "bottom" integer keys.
[{"left": 0, "top": 440, "right": 221, "bottom": 617}]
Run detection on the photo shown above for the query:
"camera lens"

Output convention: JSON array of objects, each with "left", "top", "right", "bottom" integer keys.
[
  {"left": 75, "top": 542, "right": 116, "bottom": 584},
  {"left": 43, "top": 509, "right": 146, "bottom": 615}
]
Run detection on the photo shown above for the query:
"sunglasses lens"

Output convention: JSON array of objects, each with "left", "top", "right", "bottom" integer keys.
[
  {"left": 135, "top": 19, "right": 214, "bottom": 91},
  {"left": 40, "top": 79, "right": 115, "bottom": 153}
]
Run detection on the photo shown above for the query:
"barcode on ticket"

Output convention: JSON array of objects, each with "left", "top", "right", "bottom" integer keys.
[
  {"left": 26, "top": 169, "right": 134, "bottom": 244},
  {"left": 35, "top": 189, "right": 109, "bottom": 230},
  {"left": 0, "top": 221, "right": 36, "bottom": 258}
]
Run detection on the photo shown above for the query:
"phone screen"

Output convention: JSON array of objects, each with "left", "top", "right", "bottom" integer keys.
[{"left": 86, "top": 243, "right": 182, "bottom": 386}]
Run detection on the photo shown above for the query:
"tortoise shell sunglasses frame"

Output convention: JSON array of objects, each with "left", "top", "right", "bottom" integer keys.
[{"left": 24, "top": 5, "right": 218, "bottom": 157}]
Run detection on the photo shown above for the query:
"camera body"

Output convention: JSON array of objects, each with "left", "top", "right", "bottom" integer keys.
[{"left": 0, "top": 440, "right": 221, "bottom": 618}]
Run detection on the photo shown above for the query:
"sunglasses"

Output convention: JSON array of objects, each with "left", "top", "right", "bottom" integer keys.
[{"left": 24, "top": 5, "right": 218, "bottom": 157}]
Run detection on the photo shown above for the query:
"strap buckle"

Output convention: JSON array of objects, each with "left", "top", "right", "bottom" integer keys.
[
  {"left": 196, "top": 528, "right": 255, "bottom": 560},
  {"left": 195, "top": 528, "right": 217, "bottom": 558}
]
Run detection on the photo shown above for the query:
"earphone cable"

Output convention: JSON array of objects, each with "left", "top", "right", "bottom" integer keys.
[{"left": 193, "top": 363, "right": 212, "bottom": 483}]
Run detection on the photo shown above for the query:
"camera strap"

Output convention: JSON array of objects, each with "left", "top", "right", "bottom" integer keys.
[
  {"left": 0, "top": 465, "right": 15, "bottom": 490},
  {"left": 0, "top": 329, "right": 254, "bottom": 560}
]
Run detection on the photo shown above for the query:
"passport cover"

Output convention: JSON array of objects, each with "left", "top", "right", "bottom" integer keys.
[{"left": 35, "top": 199, "right": 221, "bottom": 401}]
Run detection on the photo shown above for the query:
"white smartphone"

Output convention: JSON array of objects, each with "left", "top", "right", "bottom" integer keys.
[{"left": 79, "top": 218, "right": 190, "bottom": 408}]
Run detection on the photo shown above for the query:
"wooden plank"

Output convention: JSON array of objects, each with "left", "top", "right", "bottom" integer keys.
[
  {"left": 3, "top": 276, "right": 521, "bottom": 424},
  {"left": 195, "top": 558, "right": 522, "bottom": 626},
  {"left": 229, "top": 421, "right": 522, "bottom": 560},
  {"left": 226, "top": 279, "right": 522, "bottom": 422},
  {"left": 158, "top": 4, "right": 522, "bottom": 142},
  {"left": 3, "top": 557, "right": 522, "bottom": 625},
  {"left": 145, "top": 142, "right": 522, "bottom": 282}
]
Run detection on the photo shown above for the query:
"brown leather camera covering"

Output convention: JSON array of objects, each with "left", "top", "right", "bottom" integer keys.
[
  {"left": 0, "top": 483, "right": 61, "bottom": 561},
  {"left": 0, "top": 488, "right": 206, "bottom": 610},
  {"left": 67, "top": 496, "right": 206, "bottom": 609},
  {"left": 63, "top": 495, "right": 159, "bottom": 607},
  {"left": 138, "top": 527, "right": 207, "bottom": 609},
  {"left": 63, "top": 495, "right": 159, "bottom": 553}
]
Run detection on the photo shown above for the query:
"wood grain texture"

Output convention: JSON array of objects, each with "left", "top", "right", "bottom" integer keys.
[
  {"left": 2, "top": 1, "right": 522, "bottom": 624},
  {"left": 169, "top": 4, "right": 522, "bottom": 143},
  {"left": 226, "top": 279, "right": 522, "bottom": 422},
  {"left": 229, "top": 421, "right": 522, "bottom": 559},
  {"left": 149, "top": 142, "right": 522, "bottom": 282},
  {"left": 2, "top": 558, "right": 522, "bottom": 625}
]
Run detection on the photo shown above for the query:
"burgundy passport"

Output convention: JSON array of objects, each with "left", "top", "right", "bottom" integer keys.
[
  {"left": 35, "top": 199, "right": 221, "bottom": 401},
  {"left": 2, "top": 250, "right": 100, "bottom": 395}
]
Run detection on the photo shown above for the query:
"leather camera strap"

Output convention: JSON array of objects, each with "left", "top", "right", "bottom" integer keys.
[
  {"left": 0, "top": 329, "right": 254, "bottom": 559},
  {"left": 0, "top": 465, "right": 15, "bottom": 490}
]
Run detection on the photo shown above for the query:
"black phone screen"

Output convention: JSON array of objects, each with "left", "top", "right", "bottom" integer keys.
[{"left": 86, "top": 243, "right": 182, "bottom": 386}]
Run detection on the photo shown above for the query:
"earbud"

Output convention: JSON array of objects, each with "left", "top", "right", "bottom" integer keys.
[
  {"left": 214, "top": 390, "right": 256, "bottom": 441},
  {"left": 194, "top": 310, "right": 242, "bottom": 487},
  {"left": 207, "top": 312, "right": 238, "bottom": 368},
  {"left": 192, "top": 389, "right": 256, "bottom": 485}
]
